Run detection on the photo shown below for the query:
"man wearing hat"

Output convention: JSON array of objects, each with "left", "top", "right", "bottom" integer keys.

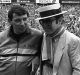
[{"left": 36, "top": 3, "right": 80, "bottom": 75}]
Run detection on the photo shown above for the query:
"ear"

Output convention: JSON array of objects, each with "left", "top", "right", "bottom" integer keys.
[
  {"left": 58, "top": 17, "right": 63, "bottom": 24},
  {"left": 8, "top": 18, "right": 13, "bottom": 26},
  {"left": 59, "top": 17, "right": 65, "bottom": 25}
]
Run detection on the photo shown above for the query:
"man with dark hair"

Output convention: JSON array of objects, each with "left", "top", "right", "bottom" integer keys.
[
  {"left": 0, "top": 5, "right": 43, "bottom": 75},
  {"left": 8, "top": 5, "right": 29, "bottom": 21},
  {"left": 36, "top": 3, "right": 80, "bottom": 75}
]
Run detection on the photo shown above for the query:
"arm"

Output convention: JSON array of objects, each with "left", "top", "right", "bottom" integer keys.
[{"left": 69, "top": 38, "right": 80, "bottom": 75}]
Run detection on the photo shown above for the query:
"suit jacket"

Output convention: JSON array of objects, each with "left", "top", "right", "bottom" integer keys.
[{"left": 42, "top": 30, "right": 80, "bottom": 75}]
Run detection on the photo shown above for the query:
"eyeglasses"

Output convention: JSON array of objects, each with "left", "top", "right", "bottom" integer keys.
[{"left": 39, "top": 17, "right": 56, "bottom": 25}]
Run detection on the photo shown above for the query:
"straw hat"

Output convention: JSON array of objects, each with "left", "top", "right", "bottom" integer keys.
[{"left": 35, "top": 3, "right": 67, "bottom": 21}]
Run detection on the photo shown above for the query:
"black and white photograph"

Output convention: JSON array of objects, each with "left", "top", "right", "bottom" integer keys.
[{"left": 0, "top": 0, "right": 80, "bottom": 75}]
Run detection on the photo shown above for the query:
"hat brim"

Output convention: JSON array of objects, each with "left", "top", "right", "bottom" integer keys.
[{"left": 35, "top": 11, "right": 67, "bottom": 22}]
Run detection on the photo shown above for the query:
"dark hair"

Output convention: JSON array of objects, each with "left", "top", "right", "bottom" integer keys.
[{"left": 8, "top": 5, "right": 29, "bottom": 21}]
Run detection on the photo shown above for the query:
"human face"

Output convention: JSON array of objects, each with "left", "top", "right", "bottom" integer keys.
[
  {"left": 10, "top": 13, "right": 29, "bottom": 34},
  {"left": 39, "top": 17, "right": 58, "bottom": 34}
]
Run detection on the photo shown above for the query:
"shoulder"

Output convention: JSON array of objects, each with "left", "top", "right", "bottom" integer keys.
[
  {"left": 0, "top": 28, "right": 9, "bottom": 42},
  {"left": 30, "top": 28, "right": 43, "bottom": 36},
  {"left": 0, "top": 30, "right": 7, "bottom": 37},
  {"left": 64, "top": 30, "right": 80, "bottom": 41},
  {"left": 64, "top": 30, "right": 80, "bottom": 49}
]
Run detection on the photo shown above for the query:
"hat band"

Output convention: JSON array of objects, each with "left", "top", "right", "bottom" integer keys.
[{"left": 40, "top": 8, "right": 61, "bottom": 18}]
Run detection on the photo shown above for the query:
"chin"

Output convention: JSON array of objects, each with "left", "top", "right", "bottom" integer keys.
[{"left": 15, "top": 31, "right": 24, "bottom": 34}]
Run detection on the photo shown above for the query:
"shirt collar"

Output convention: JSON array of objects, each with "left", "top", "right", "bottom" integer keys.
[{"left": 46, "top": 26, "right": 65, "bottom": 39}]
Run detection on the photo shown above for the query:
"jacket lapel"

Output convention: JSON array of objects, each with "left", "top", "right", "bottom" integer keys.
[{"left": 53, "top": 31, "right": 66, "bottom": 75}]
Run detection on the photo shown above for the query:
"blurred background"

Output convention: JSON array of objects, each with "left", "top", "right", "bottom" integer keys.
[{"left": 0, "top": 0, "right": 80, "bottom": 37}]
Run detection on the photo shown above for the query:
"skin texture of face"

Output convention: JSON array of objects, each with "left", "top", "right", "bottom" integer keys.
[
  {"left": 9, "top": 13, "right": 29, "bottom": 34},
  {"left": 40, "top": 17, "right": 61, "bottom": 35}
]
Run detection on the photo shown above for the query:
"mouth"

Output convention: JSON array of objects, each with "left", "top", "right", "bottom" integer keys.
[{"left": 14, "top": 25, "right": 26, "bottom": 32}]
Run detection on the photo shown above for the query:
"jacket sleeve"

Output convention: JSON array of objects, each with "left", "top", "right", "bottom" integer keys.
[{"left": 69, "top": 38, "right": 80, "bottom": 75}]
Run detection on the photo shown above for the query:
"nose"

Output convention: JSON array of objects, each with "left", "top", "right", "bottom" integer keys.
[{"left": 21, "top": 20, "right": 25, "bottom": 25}]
